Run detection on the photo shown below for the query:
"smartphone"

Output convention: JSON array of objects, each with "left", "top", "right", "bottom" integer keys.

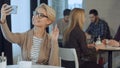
[{"left": 11, "top": 5, "right": 18, "bottom": 14}]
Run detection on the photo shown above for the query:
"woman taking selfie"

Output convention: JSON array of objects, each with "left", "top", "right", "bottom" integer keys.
[{"left": 0, "top": 3, "right": 60, "bottom": 66}]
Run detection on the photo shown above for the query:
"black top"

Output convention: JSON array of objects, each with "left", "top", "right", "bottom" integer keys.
[
  {"left": 114, "top": 25, "right": 120, "bottom": 41},
  {"left": 63, "top": 25, "right": 97, "bottom": 65}
]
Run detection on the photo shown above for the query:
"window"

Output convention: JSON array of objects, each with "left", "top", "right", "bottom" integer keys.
[
  {"left": 68, "top": 0, "right": 83, "bottom": 9},
  {"left": 11, "top": 0, "right": 30, "bottom": 64}
]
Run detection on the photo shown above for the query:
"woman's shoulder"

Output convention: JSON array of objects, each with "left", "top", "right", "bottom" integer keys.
[
  {"left": 72, "top": 25, "right": 84, "bottom": 34},
  {"left": 69, "top": 25, "right": 85, "bottom": 40},
  {"left": 19, "top": 29, "right": 33, "bottom": 37}
]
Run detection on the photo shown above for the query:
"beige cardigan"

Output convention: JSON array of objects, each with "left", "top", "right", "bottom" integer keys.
[{"left": 0, "top": 21, "right": 60, "bottom": 66}]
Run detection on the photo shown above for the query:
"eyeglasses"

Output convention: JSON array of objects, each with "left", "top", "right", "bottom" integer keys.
[{"left": 33, "top": 11, "right": 48, "bottom": 19}]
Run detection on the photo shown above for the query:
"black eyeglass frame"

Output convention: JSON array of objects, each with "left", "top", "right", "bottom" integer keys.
[{"left": 33, "top": 11, "right": 48, "bottom": 19}]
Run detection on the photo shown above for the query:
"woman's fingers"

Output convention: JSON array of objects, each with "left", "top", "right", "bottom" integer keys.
[
  {"left": 53, "top": 24, "right": 59, "bottom": 33},
  {"left": 4, "top": 5, "right": 12, "bottom": 10},
  {"left": 1, "top": 4, "right": 12, "bottom": 15},
  {"left": 55, "top": 25, "right": 59, "bottom": 35},
  {"left": 1, "top": 4, "right": 12, "bottom": 23},
  {"left": 2, "top": 4, "right": 8, "bottom": 8},
  {"left": 51, "top": 24, "right": 59, "bottom": 41},
  {"left": 55, "top": 25, "right": 58, "bottom": 31},
  {"left": 4, "top": 6, "right": 12, "bottom": 14},
  {"left": 5, "top": 8, "right": 12, "bottom": 15},
  {"left": 53, "top": 24, "right": 57, "bottom": 31}
]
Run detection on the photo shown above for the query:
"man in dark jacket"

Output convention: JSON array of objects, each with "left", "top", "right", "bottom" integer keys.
[{"left": 86, "top": 9, "right": 111, "bottom": 41}]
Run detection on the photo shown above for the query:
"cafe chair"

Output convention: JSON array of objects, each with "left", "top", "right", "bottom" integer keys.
[{"left": 59, "top": 48, "right": 79, "bottom": 68}]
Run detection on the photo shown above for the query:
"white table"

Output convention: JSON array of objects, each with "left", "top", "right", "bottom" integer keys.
[
  {"left": 7, "top": 65, "right": 64, "bottom": 68},
  {"left": 99, "top": 46, "right": 120, "bottom": 68}
]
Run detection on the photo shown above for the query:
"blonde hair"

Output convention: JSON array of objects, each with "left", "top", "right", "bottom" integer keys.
[
  {"left": 35, "top": 3, "right": 56, "bottom": 23},
  {"left": 63, "top": 8, "right": 85, "bottom": 42}
]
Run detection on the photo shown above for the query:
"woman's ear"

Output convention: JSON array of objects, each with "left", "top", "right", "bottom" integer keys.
[{"left": 47, "top": 19, "right": 52, "bottom": 25}]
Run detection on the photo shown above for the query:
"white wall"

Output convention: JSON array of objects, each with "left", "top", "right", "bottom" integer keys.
[
  {"left": 83, "top": 0, "right": 120, "bottom": 37},
  {"left": 11, "top": 0, "right": 30, "bottom": 64}
]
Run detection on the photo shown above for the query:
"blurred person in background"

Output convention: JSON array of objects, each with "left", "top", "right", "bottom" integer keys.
[
  {"left": 63, "top": 8, "right": 104, "bottom": 68},
  {"left": 86, "top": 9, "right": 111, "bottom": 42},
  {"left": 54, "top": 9, "right": 71, "bottom": 47}
]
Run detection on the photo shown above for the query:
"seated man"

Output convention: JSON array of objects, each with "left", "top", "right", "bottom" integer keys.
[{"left": 86, "top": 9, "right": 111, "bottom": 41}]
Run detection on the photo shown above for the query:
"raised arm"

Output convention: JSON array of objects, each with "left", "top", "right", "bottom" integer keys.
[
  {"left": 0, "top": 4, "right": 23, "bottom": 44},
  {"left": 48, "top": 25, "right": 60, "bottom": 66}
]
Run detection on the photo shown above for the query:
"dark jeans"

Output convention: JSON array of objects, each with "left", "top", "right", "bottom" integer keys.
[
  {"left": 62, "top": 60, "right": 103, "bottom": 68},
  {"left": 62, "top": 60, "right": 75, "bottom": 68},
  {"left": 81, "top": 61, "right": 103, "bottom": 68}
]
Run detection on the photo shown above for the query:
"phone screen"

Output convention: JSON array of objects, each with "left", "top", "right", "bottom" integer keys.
[{"left": 11, "top": 5, "right": 17, "bottom": 14}]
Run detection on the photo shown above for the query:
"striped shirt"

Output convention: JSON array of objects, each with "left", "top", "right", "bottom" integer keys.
[{"left": 30, "top": 36, "right": 43, "bottom": 64}]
